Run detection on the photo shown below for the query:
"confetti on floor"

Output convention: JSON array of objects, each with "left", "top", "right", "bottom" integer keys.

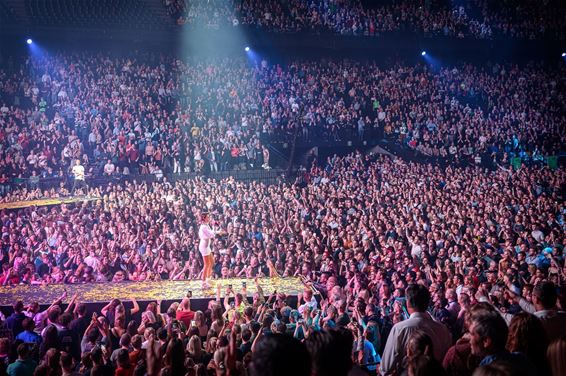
[
  {"left": 0, "top": 195, "right": 101, "bottom": 210},
  {"left": 0, "top": 277, "right": 307, "bottom": 306}
]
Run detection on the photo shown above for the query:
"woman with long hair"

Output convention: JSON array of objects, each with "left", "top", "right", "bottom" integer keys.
[
  {"left": 406, "top": 330, "right": 447, "bottom": 376},
  {"left": 39, "top": 326, "right": 59, "bottom": 360},
  {"left": 506, "top": 312, "right": 550, "bottom": 375},
  {"left": 547, "top": 336, "right": 566, "bottom": 376},
  {"left": 210, "top": 304, "right": 225, "bottom": 335},
  {"left": 198, "top": 212, "right": 221, "bottom": 288},
  {"left": 187, "top": 335, "right": 205, "bottom": 364},
  {"left": 161, "top": 337, "right": 186, "bottom": 376},
  {"left": 194, "top": 311, "right": 209, "bottom": 343}
]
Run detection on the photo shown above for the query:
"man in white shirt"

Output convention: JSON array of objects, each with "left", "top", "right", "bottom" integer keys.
[
  {"left": 71, "top": 159, "right": 87, "bottom": 195},
  {"left": 298, "top": 288, "right": 318, "bottom": 316},
  {"left": 103, "top": 159, "right": 115, "bottom": 176},
  {"left": 84, "top": 250, "right": 100, "bottom": 271},
  {"left": 380, "top": 284, "right": 452, "bottom": 375}
]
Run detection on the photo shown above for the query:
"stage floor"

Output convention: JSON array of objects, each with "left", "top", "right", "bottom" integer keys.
[
  {"left": 0, "top": 277, "right": 306, "bottom": 306},
  {"left": 0, "top": 195, "right": 101, "bottom": 210}
]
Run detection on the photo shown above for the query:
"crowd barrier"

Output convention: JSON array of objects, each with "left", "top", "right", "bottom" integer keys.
[{"left": 0, "top": 168, "right": 287, "bottom": 196}]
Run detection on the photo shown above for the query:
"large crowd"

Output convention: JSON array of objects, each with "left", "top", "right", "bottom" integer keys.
[
  {"left": 0, "top": 151, "right": 565, "bottom": 375},
  {"left": 163, "top": 0, "right": 566, "bottom": 40},
  {"left": 0, "top": 3, "right": 565, "bottom": 374},
  {"left": 0, "top": 52, "right": 564, "bottom": 193}
]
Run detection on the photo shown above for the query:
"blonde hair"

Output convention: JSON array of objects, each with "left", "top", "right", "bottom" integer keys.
[
  {"left": 187, "top": 335, "right": 203, "bottom": 359},
  {"left": 206, "top": 337, "right": 218, "bottom": 353}
]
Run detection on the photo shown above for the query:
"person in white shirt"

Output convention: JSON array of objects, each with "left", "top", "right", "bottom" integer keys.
[
  {"left": 198, "top": 212, "right": 221, "bottom": 288},
  {"left": 103, "top": 159, "right": 115, "bottom": 176},
  {"left": 380, "top": 284, "right": 452, "bottom": 376},
  {"left": 297, "top": 288, "right": 318, "bottom": 316},
  {"left": 71, "top": 159, "right": 87, "bottom": 195}
]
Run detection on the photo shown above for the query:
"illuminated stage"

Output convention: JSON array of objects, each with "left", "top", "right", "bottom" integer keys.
[
  {"left": 0, "top": 195, "right": 101, "bottom": 210},
  {"left": 0, "top": 277, "right": 307, "bottom": 307}
]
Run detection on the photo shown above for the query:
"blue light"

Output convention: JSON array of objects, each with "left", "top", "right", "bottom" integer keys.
[
  {"left": 26, "top": 38, "right": 33, "bottom": 45},
  {"left": 562, "top": 52, "right": 566, "bottom": 57},
  {"left": 245, "top": 46, "right": 250, "bottom": 52},
  {"left": 421, "top": 51, "right": 426, "bottom": 56}
]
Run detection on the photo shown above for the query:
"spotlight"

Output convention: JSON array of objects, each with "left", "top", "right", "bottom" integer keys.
[
  {"left": 26, "top": 39, "right": 33, "bottom": 45},
  {"left": 245, "top": 46, "right": 250, "bottom": 52},
  {"left": 562, "top": 52, "right": 566, "bottom": 57},
  {"left": 421, "top": 51, "right": 426, "bottom": 56}
]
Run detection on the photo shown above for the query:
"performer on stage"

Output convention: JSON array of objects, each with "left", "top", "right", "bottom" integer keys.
[
  {"left": 71, "top": 159, "right": 87, "bottom": 195},
  {"left": 198, "top": 211, "right": 221, "bottom": 288}
]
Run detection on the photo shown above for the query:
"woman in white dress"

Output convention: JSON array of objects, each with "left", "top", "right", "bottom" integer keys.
[{"left": 198, "top": 212, "right": 219, "bottom": 288}]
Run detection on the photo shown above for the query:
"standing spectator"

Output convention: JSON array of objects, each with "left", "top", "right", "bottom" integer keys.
[
  {"left": 0, "top": 338, "right": 9, "bottom": 375},
  {"left": 15, "top": 319, "right": 41, "bottom": 347},
  {"left": 175, "top": 298, "right": 195, "bottom": 328},
  {"left": 380, "top": 284, "right": 452, "bottom": 375},
  {"left": 59, "top": 351, "right": 80, "bottom": 376},
  {"left": 546, "top": 336, "right": 566, "bottom": 376},
  {"left": 506, "top": 312, "right": 550, "bottom": 375},
  {"left": 6, "top": 301, "right": 26, "bottom": 338},
  {"left": 305, "top": 329, "right": 354, "bottom": 376},
  {"left": 103, "top": 159, "right": 116, "bottom": 176},
  {"left": 524, "top": 282, "right": 566, "bottom": 342},
  {"left": 57, "top": 313, "right": 81, "bottom": 363},
  {"left": 468, "top": 311, "right": 536, "bottom": 375},
  {"left": 6, "top": 344, "right": 36, "bottom": 376},
  {"left": 71, "top": 159, "right": 87, "bottom": 195},
  {"left": 249, "top": 334, "right": 311, "bottom": 376},
  {"left": 69, "top": 303, "right": 89, "bottom": 340},
  {"left": 406, "top": 330, "right": 447, "bottom": 376}
]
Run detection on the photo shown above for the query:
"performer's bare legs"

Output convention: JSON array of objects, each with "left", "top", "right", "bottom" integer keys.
[
  {"left": 198, "top": 211, "right": 219, "bottom": 289},
  {"left": 202, "top": 254, "right": 213, "bottom": 288}
]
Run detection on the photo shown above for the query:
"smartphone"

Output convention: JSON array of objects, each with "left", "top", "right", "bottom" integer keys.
[
  {"left": 187, "top": 290, "right": 193, "bottom": 298},
  {"left": 190, "top": 320, "right": 196, "bottom": 327}
]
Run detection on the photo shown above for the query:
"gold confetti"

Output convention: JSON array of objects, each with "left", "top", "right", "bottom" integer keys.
[{"left": 0, "top": 277, "right": 306, "bottom": 305}]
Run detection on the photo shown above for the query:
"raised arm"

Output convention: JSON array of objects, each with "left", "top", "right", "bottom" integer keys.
[
  {"left": 223, "top": 287, "right": 232, "bottom": 311},
  {"left": 266, "top": 259, "right": 279, "bottom": 277},
  {"left": 130, "top": 298, "right": 140, "bottom": 316},
  {"left": 254, "top": 278, "right": 265, "bottom": 304},
  {"left": 251, "top": 327, "right": 264, "bottom": 353},
  {"left": 64, "top": 293, "right": 79, "bottom": 314}
]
